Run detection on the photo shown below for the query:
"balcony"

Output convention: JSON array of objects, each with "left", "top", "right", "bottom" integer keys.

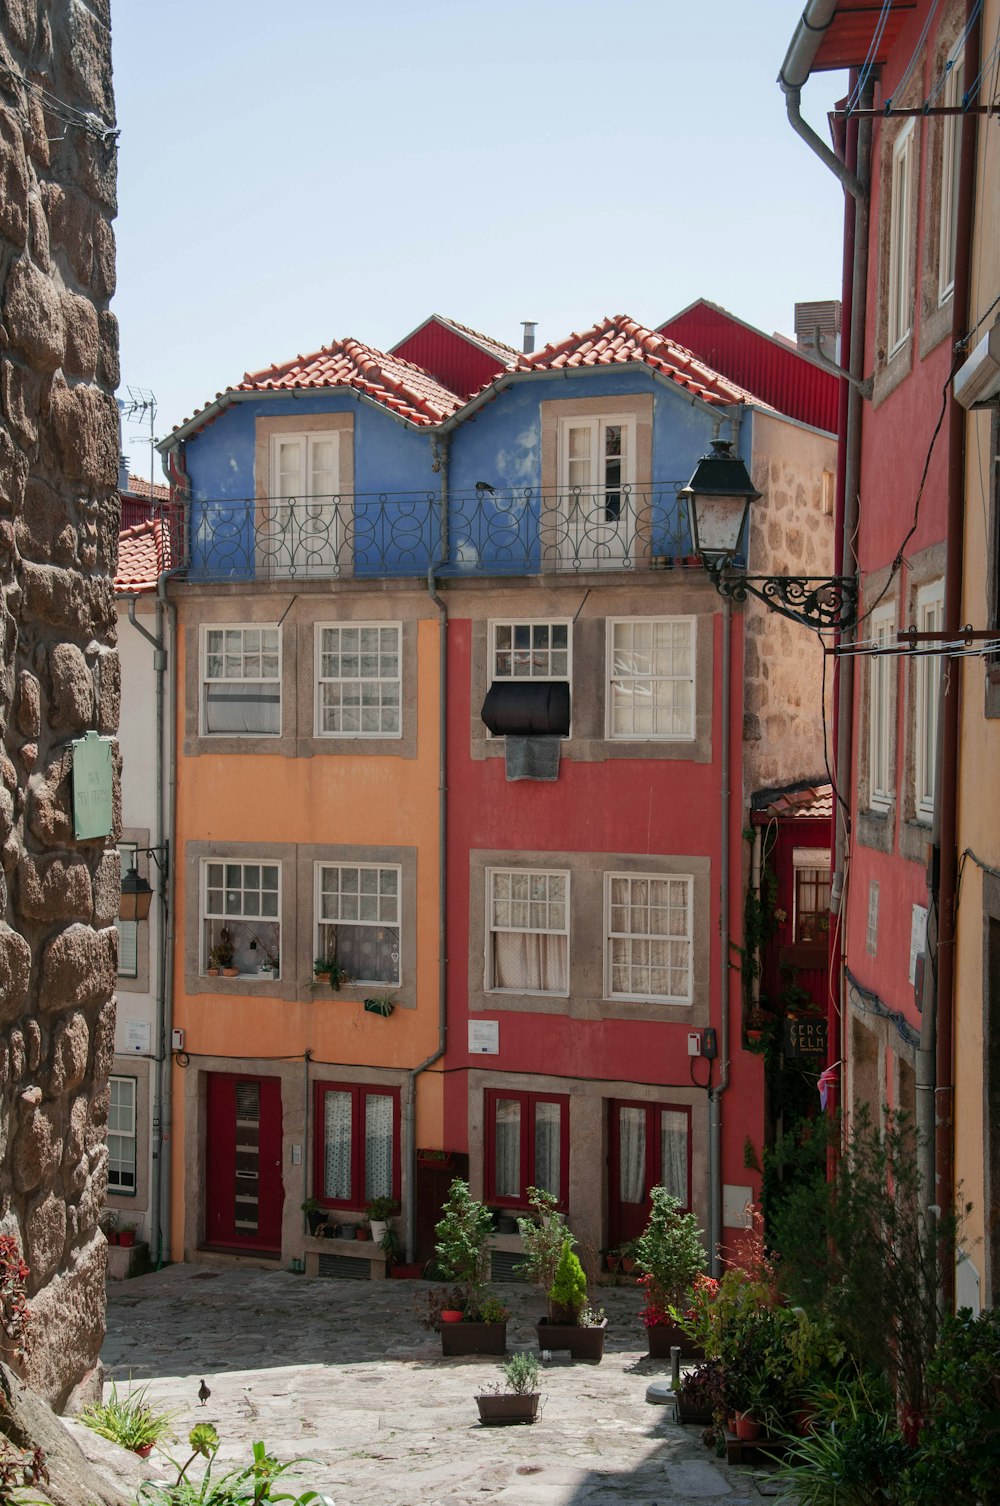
[{"left": 181, "top": 483, "right": 695, "bottom": 584}]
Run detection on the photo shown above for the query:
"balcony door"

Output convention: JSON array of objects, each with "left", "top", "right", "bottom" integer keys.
[
  {"left": 268, "top": 432, "right": 345, "bottom": 576},
  {"left": 608, "top": 1099, "right": 690, "bottom": 1248},
  {"left": 556, "top": 416, "right": 635, "bottom": 569}
]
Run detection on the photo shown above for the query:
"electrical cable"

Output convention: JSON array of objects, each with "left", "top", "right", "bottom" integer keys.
[
  {"left": 886, "top": 0, "right": 940, "bottom": 112},
  {"left": 847, "top": 0, "right": 895, "bottom": 115},
  {"left": 0, "top": 58, "right": 118, "bottom": 143}
]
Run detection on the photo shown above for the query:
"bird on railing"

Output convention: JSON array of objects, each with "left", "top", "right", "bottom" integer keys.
[{"left": 475, "top": 480, "right": 495, "bottom": 495}]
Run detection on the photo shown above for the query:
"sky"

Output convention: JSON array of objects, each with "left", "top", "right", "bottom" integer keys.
[{"left": 109, "top": 1, "right": 847, "bottom": 476}]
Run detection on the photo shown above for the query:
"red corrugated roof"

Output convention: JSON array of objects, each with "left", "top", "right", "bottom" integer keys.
[
  {"left": 238, "top": 337, "right": 462, "bottom": 425},
  {"left": 391, "top": 315, "right": 518, "bottom": 399},
  {"left": 115, "top": 518, "right": 173, "bottom": 594},
  {"left": 518, "top": 314, "right": 767, "bottom": 408},
  {"left": 810, "top": 0, "right": 919, "bottom": 72},
  {"left": 659, "top": 300, "right": 840, "bottom": 432}
]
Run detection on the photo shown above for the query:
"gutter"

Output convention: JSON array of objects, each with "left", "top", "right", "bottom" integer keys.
[
  {"left": 708, "top": 588, "right": 733, "bottom": 1276},
  {"left": 779, "top": 1, "right": 864, "bottom": 201},
  {"left": 404, "top": 433, "right": 450, "bottom": 1263}
]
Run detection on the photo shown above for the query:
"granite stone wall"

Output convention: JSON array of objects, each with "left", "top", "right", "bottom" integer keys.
[{"left": 0, "top": 0, "right": 119, "bottom": 1409}]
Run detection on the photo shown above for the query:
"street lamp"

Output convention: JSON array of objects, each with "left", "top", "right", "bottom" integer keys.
[
  {"left": 679, "top": 440, "right": 858, "bottom": 632},
  {"left": 118, "top": 844, "right": 169, "bottom": 923}
]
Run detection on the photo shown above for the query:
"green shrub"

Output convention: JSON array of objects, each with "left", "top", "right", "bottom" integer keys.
[
  {"left": 548, "top": 1238, "right": 588, "bottom": 1323},
  {"left": 516, "top": 1186, "right": 572, "bottom": 1297},
  {"left": 503, "top": 1352, "right": 540, "bottom": 1395},
  {"left": 774, "top": 1374, "right": 909, "bottom": 1506},
  {"left": 898, "top": 1306, "right": 1000, "bottom": 1506},
  {"left": 433, "top": 1179, "right": 493, "bottom": 1301},
  {"left": 632, "top": 1186, "right": 706, "bottom": 1310},
  {"left": 79, "top": 1382, "right": 176, "bottom": 1452}
]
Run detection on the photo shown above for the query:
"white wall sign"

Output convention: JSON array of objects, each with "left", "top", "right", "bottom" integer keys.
[
  {"left": 468, "top": 1019, "right": 499, "bottom": 1055},
  {"left": 909, "top": 905, "right": 928, "bottom": 986},
  {"left": 124, "top": 1019, "right": 151, "bottom": 1054}
]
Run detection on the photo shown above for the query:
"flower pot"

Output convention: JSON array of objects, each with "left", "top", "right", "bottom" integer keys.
[
  {"left": 337, "top": 1223, "right": 357, "bottom": 1240},
  {"left": 355, "top": 1226, "right": 371, "bottom": 1242},
  {"left": 369, "top": 1219, "right": 388, "bottom": 1242},
  {"left": 476, "top": 1392, "right": 539, "bottom": 1426},
  {"left": 676, "top": 1397, "right": 715, "bottom": 1425},
  {"left": 222, "top": 967, "right": 239, "bottom": 978},
  {"left": 106, "top": 1231, "right": 120, "bottom": 1246},
  {"left": 389, "top": 1262, "right": 423, "bottom": 1279},
  {"left": 620, "top": 1256, "right": 636, "bottom": 1273},
  {"left": 314, "top": 972, "right": 331, "bottom": 985},
  {"left": 604, "top": 1254, "right": 620, "bottom": 1273},
  {"left": 119, "top": 1231, "right": 135, "bottom": 1249},
  {"left": 441, "top": 1319, "right": 507, "bottom": 1356},
  {"left": 494, "top": 1214, "right": 518, "bottom": 1235},
  {"left": 207, "top": 967, "right": 220, "bottom": 977},
  {"left": 536, "top": 1318, "right": 607, "bottom": 1363},
  {"left": 734, "top": 1412, "right": 762, "bottom": 1442},
  {"left": 133, "top": 1442, "right": 155, "bottom": 1459},
  {"left": 646, "top": 1321, "right": 702, "bottom": 1361},
  {"left": 439, "top": 1310, "right": 465, "bottom": 1324}
]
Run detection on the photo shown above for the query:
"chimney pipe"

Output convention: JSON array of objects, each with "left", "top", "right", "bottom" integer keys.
[{"left": 521, "top": 321, "right": 537, "bottom": 355}]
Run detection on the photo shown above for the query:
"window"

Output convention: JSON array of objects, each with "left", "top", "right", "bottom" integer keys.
[
  {"left": 821, "top": 470, "right": 835, "bottom": 517},
  {"left": 202, "top": 860, "right": 281, "bottom": 977},
  {"left": 490, "top": 620, "right": 571, "bottom": 683},
  {"left": 116, "top": 843, "right": 139, "bottom": 979},
  {"left": 869, "top": 604, "right": 896, "bottom": 810},
  {"left": 606, "top": 873, "right": 693, "bottom": 1003},
  {"left": 314, "top": 1081, "right": 399, "bottom": 1209},
  {"left": 612, "top": 1100, "right": 691, "bottom": 1216},
  {"left": 269, "top": 431, "right": 344, "bottom": 575},
  {"left": 867, "top": 880, "right": 880, "bottom": 956},
  {"left": 608, "top": 618, "right": 695, "bottom": 740},
  {"left": 887, "top": 122, "right": 915, "bottom": 354},
  {"left": 487, "top": 868, "right": 569, "bottom": 996},
  {"left": 793, "top": 848, "right": 832, "bottom": 943},
  {"left": 556, "top": 414, "right": 636, "bottom": 567},
  {"left": 484, "top": 1088, "right": 568, "bottom": 1208},
  {"left": 202, "top": 626, "right": 280, "bottom": 736},
  {"left": 108, "top": 1076, "right": 137, "bottom": 1194},
  {"left": 316, "top": 624, "right": 401, "bottom": 738},
  {"left": 914, "top": 580, "right": 944, "bottom": 822},
  {"left": 939, "top": 49, "right": 965, "bottom": 306},
  {"left": 316, "top": 864, "right": 400, "bottom": 986}
]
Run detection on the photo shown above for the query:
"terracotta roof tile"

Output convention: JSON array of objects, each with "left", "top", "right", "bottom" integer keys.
[
  {"left": 517, "top": 314, "right": 768, "bottom": 408},
  {"left": 753, "top": 784, "right": 834, "bottom": 821},
  {"left": 115, "top": 518, "right": 172, "bottom": 594},
  {"left": 125, "top": 473, "right": 170, "bottom": 503},
  {"left": 237, "top": 337, "right": 463, "bottom": 426}
]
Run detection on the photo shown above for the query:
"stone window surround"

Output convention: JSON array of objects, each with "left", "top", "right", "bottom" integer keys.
[
  {"left": 254, "top": 409, "right": 354, "bottom": 517},
  {"left": 846, "top": 989, "right": 917, "bottom": 1118},
  {"left": 856, "top": 568, "right": 897, "bottom": 854},
  {"left": 183, "top": 838, "right": 418, "bottom": 1007},
  {"left": 872, "top": 75, "right": 922, "bottom": 408},
  {"left": 116, "top": 826, "right": 151, "bottom": 995},
  {"left": 466, "top": 1065, "right": 709, "bottom": 1239},
  {"left": 469, "top": 587, "right": 715, "bottom": 766},
  {"left": 106, "top": 1056, "right": 151, "bottom": 1220},
  {"left": 468, "top": 847, "right": 711, "bottom": 1025},
  {"left": 314, "top": 619, "right": 403, "bottom": 741},
  {"left": 919, "top": 1, "right": 967, "bottom": 360},
  {"left": 182, "top": 597, "right": 419, "bottom": 761},
  {"left": 985, "top": 409, "right": 1000, "bottom": 719},
  {"left": 900, "top": 542, "right": 946, "bottom": 863}
]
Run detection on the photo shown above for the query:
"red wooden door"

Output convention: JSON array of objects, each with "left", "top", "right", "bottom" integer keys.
[
  {"left": 205, "top": 1073, "right": 284, "bottom": 1253},
  {"left": 608, "top": 1099, "right": 691, "bottom": 1249}
]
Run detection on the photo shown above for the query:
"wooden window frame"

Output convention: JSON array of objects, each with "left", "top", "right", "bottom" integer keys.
[
  {"left": 483, "top": 1087, "right": 570, "bottom": 1211},
  {"left": 312, "top": 1080, "right": 401, "bottom": 1212}
]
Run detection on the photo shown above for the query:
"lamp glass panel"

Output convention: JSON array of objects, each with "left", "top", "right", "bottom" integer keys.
[{"left": 694, "top": 495, "right": 748, "bottom": 556}]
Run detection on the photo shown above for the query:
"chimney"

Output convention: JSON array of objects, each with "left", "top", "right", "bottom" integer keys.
[
  {"left": 794, "top": 300, "right": 842, "bottom": 364},
  {"left": 521, "top": 321, "right": 537, "bottom": 355}
]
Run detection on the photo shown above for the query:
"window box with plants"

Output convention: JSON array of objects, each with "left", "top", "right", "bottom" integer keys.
[
  {"left": 475, "top": 1353, "right": 541, "bottom": 1427},
  {"left": 432, "top": 1179, "right": 509, "bottom": 1355},
  {"left": 518, "top": 1188, "right": 607, "bottom": 1363}
]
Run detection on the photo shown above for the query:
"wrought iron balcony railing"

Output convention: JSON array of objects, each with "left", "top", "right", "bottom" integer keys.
[{"left": 179, "top": 483, "right": 696, "bottom": 584}]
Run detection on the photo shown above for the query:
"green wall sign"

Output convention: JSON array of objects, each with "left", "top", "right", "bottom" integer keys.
[{"left": 72, "top": 731, "right": 114, "bottom": 840}]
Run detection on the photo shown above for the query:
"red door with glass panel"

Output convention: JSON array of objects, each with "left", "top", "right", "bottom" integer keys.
[
  {"left": 608, "top": 1100, "right": 691, "bottom": 1248},
  {"left": 205, "top": 1073, "right": 284, "bottom": 1254}
]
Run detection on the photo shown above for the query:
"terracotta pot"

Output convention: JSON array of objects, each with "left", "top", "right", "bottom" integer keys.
[
  {"left": 735, "top": 1412, "right": 762, "bottom": 1442},
  {"left": 133, "top": 1443, "right": 155, "bottom": 1459},
  {"left": 207, "top": 967, "right": 220, "bottom": 977},
  {"left": 314, "top": 972, "right": 331, "bottom": 984},
  {"left": 439, "top": 1310, "right": 465, "bottom": 1324},
  {"left": 119, "top": 1231, "right": 135, "bottom": 1248},
  {"left": 355, "top": 1226, "right": 371, "bottom": 1242},
  {"left": 605, "top": 1254, "right": 620, "bottom": 1272},
  {"left": 620, "top": 1256, "right": 636, "bottom": 1273},
  {"left": 222, "top": 967, "right": 239, "bottom": 978},
  {"left": 476, "top": 1392, "right": 539, "bottom": 1426},
  {"left": 389, "top": 1262, "right": 423, "bottom": 1279}
]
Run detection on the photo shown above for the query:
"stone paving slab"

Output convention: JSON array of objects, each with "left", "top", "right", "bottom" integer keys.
[{"left": 98, "top": 1264, "right": 771, "bottom": 1505}]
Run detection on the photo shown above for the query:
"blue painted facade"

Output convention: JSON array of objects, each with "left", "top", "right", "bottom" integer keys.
[{"left": 176, "top": 368, "right": 754, "bottom": 581}]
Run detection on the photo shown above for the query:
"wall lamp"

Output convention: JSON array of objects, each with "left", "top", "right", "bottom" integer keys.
[
  {"left": 679, "top": 440, "right": 858, "bottom": 632},
  {"left": 119, "top": 843, "right": 169, "bottom": 923}
]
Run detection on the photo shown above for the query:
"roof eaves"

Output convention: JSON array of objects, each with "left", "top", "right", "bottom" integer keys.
[{"left": 159, "top": 381, "right": 442, "bottom": 454}]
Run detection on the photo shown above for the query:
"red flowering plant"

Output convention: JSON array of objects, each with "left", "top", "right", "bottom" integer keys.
[
  {"left": 0, "top": 1234, "right": 31, "bottom": 1361},
  {"left": 632, "top": 1187, "right": 707, "bottom": 1329}
]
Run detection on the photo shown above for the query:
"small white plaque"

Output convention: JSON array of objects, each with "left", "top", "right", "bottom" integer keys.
[
  {"left": 722, "top": 1184, "right": 754, "bottom": 1228},
  {"left": 468, "top": 1019, "right": 499, "bottom": 1055},
  {"left": 909, "top": 905, "right": 928, "bottom": 986},
  {"left": 124, "top": 1019, "right": 150, "bottom": 1054}
]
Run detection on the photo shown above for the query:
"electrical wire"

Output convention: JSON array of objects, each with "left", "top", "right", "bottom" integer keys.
[
  {"left": 0, "top": 59, "right": 118, "bottom": 144},
  {"left": 886, "top": 0, "right": 940, "bottom": 112},
  {"left": 848, "top": 0, "right": 895, "bottom": 115}
]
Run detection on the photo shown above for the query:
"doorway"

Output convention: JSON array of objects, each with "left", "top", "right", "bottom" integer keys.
[{"left": 204, "top": 1073, "right": 284, "bottom": 1255}]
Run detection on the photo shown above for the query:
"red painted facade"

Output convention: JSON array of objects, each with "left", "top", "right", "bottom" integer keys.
[{"left": 659, "top": 301, "right": 840, "bottom": 433}]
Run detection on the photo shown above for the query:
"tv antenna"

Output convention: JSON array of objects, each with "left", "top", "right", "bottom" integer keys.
[{"left": 122, "top": 386, "right": 158, "bottom": 499}]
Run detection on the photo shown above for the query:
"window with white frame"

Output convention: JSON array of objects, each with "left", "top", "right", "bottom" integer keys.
[
  {"left": 202, "top": 860, "right": 281, "bottom": 977},
  {"left": 606, "top": 873, "right": 693, "bottom": 1003},
  {"left": 487, "top": 868, "right": 569, "bottom": 996},
  {"left": 887, "top": 122, "right": 915, "bottom": 354},
  {"left": 914, "top": 580, "right": 944, "bottom": 822},
  {"left": 490, "top": 620, "right": 571, "bottom": 683},
  {"left": 115, "top": 843, "right": 139, "bottom": 978},
  {"left": 792, "top": 847, "right": 832, "bottom": 944},
  {"left": 316, "top": 863, "right": 400, "bottom": 986},
  {"left": 556, "top": 414, "right": 636, "bottom": 567},
  {"left": 202, "top": 626, "right": 281, "bottom": 736},
  {"left": 316, "top": 624, "right": 401, "bottom": 737},
  {"left": 869, "top": 604, "right": 896, "bottom": 810},
  {"left": 608, "top": 618, "right": 695, "bottom": 740},
  {"left": 108, "top": 1076, "right": 137, "bottom": 1193},
  {"left": 269, "top": 431, "right": 344, "bottom": 575},
  {"left": 939, "top": 48, "right": 965, "bottom": 306}
]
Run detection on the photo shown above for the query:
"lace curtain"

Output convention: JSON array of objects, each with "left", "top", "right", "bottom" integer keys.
[
  {"left": 493, "top": 931, "right": 567, "bottom": 991},
  {"left": 364, "top": 1093, "right": 394, "bottom": 1201},
  {"left": 534, "top": 1101, "right": 561, "bottom": 1200},
  {"left": 323, "top": 1091, "right": 352, "bottom": 1201}
]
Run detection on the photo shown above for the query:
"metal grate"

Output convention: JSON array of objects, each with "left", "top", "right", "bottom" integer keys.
[
  {"left": 317, "top": 1253, "right": 370, "bottom": 1280},
  {"left": 490, "top": 1250, "right": 526, "bottom": 1283}
]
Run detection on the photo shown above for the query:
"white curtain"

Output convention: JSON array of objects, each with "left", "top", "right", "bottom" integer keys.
[
  {"left": 618, "top": 1106, "right": 646, "bottom": 1204},
  {"left": 323, "top": 1091, "right": 352, "bottom": 1201},
  {"left": 364, "top": 1094, "right": 393, "bottom": 1201},
  {"left": 494, "top": 1099, "right": 521, "bottom": 1198},
  {"left": 205, "top": 680, "right": 280, "bottom": 735},
  {"left": 660, "top": 1111, "right": 689, "bottom": 1205},
  {"left": 534, "top": 1101, "right": 561, "bottom": 1200},
  {"left": 493, "top": 931, "right": 567, "bottom": 991}
]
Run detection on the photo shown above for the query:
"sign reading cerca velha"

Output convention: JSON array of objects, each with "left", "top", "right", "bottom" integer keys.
[
  {"left": 783, "top": 1016, "right": 829, "bottom": 1059},
  {"left": 71, "top": 730, "right": 114, "bottom": 840}
]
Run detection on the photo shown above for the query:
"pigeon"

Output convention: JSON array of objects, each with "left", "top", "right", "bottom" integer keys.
[
  {"left": 475, "top": 480, "right": 496, "bottom": 495},
  {"left": 198, "top": 1379, "right": 211, "bottom": 1406}
]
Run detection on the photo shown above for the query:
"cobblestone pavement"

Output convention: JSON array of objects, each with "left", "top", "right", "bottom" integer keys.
[{"left": 96, "top": 1263, "right": 780, "bottom": 1505}]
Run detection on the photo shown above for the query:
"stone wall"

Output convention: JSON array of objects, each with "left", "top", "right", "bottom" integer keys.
[
  {"left": 0, "top": 1, "right": 118, "bottom": 1409},
  {"left": 743, "top": 412, "right": 837, "bottom": 795}
]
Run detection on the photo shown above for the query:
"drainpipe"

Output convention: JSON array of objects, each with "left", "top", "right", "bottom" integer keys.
[
  {"left": 708, "top": 590, "right": 732, "bottom": 1276},
  {"left": 934, "top": 0, "right": 980, "bottom": 1309},
  {"left": 405, "top": 435, "right": 450, "bottom": 1262}
]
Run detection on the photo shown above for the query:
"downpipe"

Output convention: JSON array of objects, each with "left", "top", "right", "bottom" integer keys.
[{"left": 709, "top": 591, "right": 732, "bottom": 1276}]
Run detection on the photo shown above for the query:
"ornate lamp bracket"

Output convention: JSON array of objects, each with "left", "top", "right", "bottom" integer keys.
[{"left": 705, "top": 559, "right": 859, "bottom": 632}]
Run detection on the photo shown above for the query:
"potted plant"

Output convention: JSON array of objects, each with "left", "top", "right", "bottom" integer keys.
[
  {"left": 476, "top": 1352, "right": 541, "bottom": 1427},
  {"left": 313, "top": 957, "right": 332, "bottom": 985},
  {"left": 300, "top": 1198, "right": 326, "bottom": 1237},
  {"left": 535, "top": 1239, "right": 608, "bottom": 1363},
  {"left": 210, "top": 928, "right": 237, "bottom": 977},
  {"left": 118, "top": 1221, "right": 138, "bottom": 1249},
  {"left": 633, "top": 1186, "right": 708, "bottom": 1359},
  {"left": 365, "top": 1195, "right": 398, "bottom": 1243},
  {"left": 675, "top": 1358, "right": 726, "bottom": 1426},
  {"left": 99, "top": 1209, "right": 120, "bottom": 1246},
  {"left": 434, "top": 1178, "right": 507, "bottom": 1355},
  {"left": 79, "top": 1381, "right": 176, "bottom": 1458},
  {"left": 516, "top": 1186, "right": 572, "bottom": 1303}
]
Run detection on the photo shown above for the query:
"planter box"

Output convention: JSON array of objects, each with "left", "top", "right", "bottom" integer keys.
[
  {"left": 675, "top": 1399, "right": 715, "bottom": 1425},
  {"left": 476, "top": 1392, "right": 540, "bottom": 1426},
  {"left": 646, "top": 1322, "right": 702, "bottom": 1361},
  {"left": 536, "top": 1318, "right": 607, "bottom": 1363},
  {"left": 441, "top": 1320, "right": 507, "bottom": 1356}
]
